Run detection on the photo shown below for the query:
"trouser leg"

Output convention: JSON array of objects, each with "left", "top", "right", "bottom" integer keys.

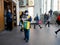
[
  {"left": 34, "top": 23, "right": 36, "bottom": 29},
  {"left": 7, "top": 22, "right": 9, "bottom": 30},
  {"left": 45, "top": 22, "right": 47, "bottom": 26},
  {"left": 8, "top": 22, "right": 10, "bottom": 30},
  {"left": 20, "top": 25, "right": 24, "bottom": 32},
  {"left": 24, "top": 28, "right": 26, "bottom": 39},
  {"left": 48, "top": 21, "right": 50, "bottom": 27},
  {"left": 10, "top": 22, "right": 12, "bottom": 30},
  {"left": 26, "top": 30, "right": 30, "bottom": 41},
  {"left": 56, "top": 29, "right": 60, "bottom": 33},
  {"left": 38, "top": 24, "right": 42, "bottom": 28}
]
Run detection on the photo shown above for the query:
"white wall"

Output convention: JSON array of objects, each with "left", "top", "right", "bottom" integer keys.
[
  {"left": 34, "top": 0, "right": 58, "bottom": 19},
  {"left": 28, "top": 7, "right": 34, "bottom": 23},
  {"left": 34, "top": 0, "right": 40, "bottom": 20},
  {"left": 58, "top": 0, "right": 60, "bottom": 11},
  {"left": 53, "top": 0, "right": 58, "bottom": 11},
  {"left": 47, "top": 0, "right": 51, "bottom": 13}
]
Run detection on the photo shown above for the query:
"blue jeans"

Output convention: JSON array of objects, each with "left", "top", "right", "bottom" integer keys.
[{"left": 24, "top": 28, "right": 30, "bottom": 41}]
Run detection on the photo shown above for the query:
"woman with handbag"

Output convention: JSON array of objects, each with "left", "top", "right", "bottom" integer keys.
[{"left": 34, "top": 14, "right": 42, "bottom": 29}]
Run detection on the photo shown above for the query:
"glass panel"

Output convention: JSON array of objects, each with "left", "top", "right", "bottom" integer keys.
[{"left": 19, "top": 0, "right": 27, "bottom": 6}]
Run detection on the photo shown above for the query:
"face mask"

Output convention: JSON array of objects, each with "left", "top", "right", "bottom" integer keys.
[
  {"left": 8, "top": 9, "right": 11, "bottom": 12},
  {"left": 26, "top": 13, "right": 28, "bottom": 15}
]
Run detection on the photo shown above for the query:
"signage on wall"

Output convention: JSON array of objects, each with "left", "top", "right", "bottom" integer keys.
[
  {"left": 28, "top": 0, "right": 34, "bottom": 6},
  {"left": 19, "top": 0, "right": 27, "bottom": 7}
]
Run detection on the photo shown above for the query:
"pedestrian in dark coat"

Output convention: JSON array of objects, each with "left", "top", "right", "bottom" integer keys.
[{"left": 6, "top": 9, "right": 12, "bottom": 31}]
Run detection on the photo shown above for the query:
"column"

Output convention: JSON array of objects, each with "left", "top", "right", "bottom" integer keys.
[
  {"left": 16, "top": 0, "right": 20, "bottom": 25},
  {"left": 50, "top": 0, "right": 53, "bottom": 10},
  {"left": 43, "top": 0, "right": 44, "bottom": 13},
  {"left": 45, "top": 0, "right": 47, "bottom": 13},
  {"left": 57, "top": 0, "right": 59, "bottom": 10}
]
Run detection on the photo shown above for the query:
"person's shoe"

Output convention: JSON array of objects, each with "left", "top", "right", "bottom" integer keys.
[
  {"left": 24, "top": 38, "right": 26, "bottom": 40},
  {"left": 20, "top": 29, "right": 23, "bottom": 32},
  {"left": 48, "top": 25, "right": 50, "bottom": 27},
  {"left": 26, "top": 40, "right": 28, "bottom": 42},
  {"left": 40, "top": 27, "right": 42, "bottom": 29},
  {"left": 55, "top": 31, "right": 57, "bottom": 35}
]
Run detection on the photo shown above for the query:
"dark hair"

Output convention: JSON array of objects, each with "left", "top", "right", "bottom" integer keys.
[{"left": 25, "top": 10, "right": 28, "bottom": 13}]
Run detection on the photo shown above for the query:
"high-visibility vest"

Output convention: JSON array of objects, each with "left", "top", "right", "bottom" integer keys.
[{"left": 24, "top": 21, "right": 30, "bottom": 29}]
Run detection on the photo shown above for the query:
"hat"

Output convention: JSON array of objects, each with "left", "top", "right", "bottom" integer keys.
[{"left": 25, "top": 10, "right": 28, "bottom": 13}]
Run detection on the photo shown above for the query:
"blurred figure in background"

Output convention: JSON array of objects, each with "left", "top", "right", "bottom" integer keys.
[
  {"left": 45, "top": 13, "right": 51, "bottom": 27},
  {"left": 55, "top": 14, "right": 60, "bottom": 35},
  {"left": 34, "top": 14, "right": 42, "bottom": 29},
  {"left": 49, "top": 9, "right": 53, "bottom": 17},
  {"left": 44, "top": 13, "right": 48, "bottom": 24},
  {"left": 19, "top": 12, "right": 24, "bottom": 32},
  {"left": 6, "top": 9, "right": 12, "bottom": 31}
]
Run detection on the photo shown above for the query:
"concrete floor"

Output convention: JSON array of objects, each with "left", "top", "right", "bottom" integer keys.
[{"left": 0, "top": 24, "right": 60, "bottom": 45}]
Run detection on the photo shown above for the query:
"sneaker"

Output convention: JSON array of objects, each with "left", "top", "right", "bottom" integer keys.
[
  {"left": 26, "top": 40, "right": 28, "bottom": 42},
  {"left": 24, "top": 38, "right": 26, "bottom": 40},
  {"left": 40, "top": 27, "right": 42, "bottom": 29},
  {"left": 20, "top": 29, "right": 23, "bottom": 32},
  {"left": 55, "top": 31, "right": 57, "bottom": 35}
]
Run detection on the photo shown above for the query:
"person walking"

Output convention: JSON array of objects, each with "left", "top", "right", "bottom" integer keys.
[
  {"left": 34, "top": 14, "right": 42, "bottom": 29},
  {"left": 49, "top": 9, "right": 53, "bottom": 17},
  {"left": 19, "top": 12, "right": 24, "bottom": 32},
  {"left": 45, "top": 13, "right": 51, "bottom": 27},
  {"left": 44, "top": 13, "right": 48, "bottom": 24},
  {"left": 24, "top": 10, "right": 32, "bottom": 42},
  {"left": 55, "top": 14, "right": 60, "bottom": 35}
]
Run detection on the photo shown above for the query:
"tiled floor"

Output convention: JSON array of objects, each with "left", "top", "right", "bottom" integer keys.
[{"left": 0, "top": 24, "right": 60, "bottom": 45}]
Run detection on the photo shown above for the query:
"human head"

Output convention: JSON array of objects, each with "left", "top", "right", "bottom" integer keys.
[
  {"left": 8, "top": 9, "right": 11, "bottom": 13},
  {"left": 25, "top": 10, "right": 28, "bottom": 16},
  {"left": 25, "top": 10, "right": 28, "bottom": 13},
  {"left": 44, "top": 13, "right": 47, "bottom": 15}
]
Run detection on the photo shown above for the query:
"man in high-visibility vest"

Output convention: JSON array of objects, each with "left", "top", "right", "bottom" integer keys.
[{"left": 24, "top": 10, "right": 32, "bottom": 42}]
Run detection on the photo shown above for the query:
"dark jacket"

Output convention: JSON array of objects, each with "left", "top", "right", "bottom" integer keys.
[
  {"left": 56, "top": 15, "right": 60, "bottom": 25},
  {"left": 44, "top": 14, "right": 49, "bottom": 21},
  {"left": 6, "top": 12, "right": 12, "bottom": 22},
  {"left": 34, "top": 15, "right": 39, "bottom": 21}
]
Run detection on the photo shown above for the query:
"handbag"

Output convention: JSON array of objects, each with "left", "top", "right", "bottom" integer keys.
[{"left": 38, "top": 20, "right": 42, "bottom": 24}]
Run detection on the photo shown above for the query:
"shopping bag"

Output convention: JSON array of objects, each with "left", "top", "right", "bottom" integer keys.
[
  {"left": 38, "top": 20, "right": 42, "bottom": 24},
  {"left": 24, "top": 21, "right": 30, "bottom": 29}
]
